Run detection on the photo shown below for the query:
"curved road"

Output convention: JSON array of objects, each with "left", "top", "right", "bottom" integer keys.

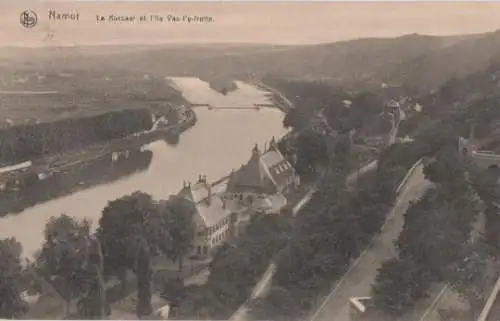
[
  {"left": 230, "top": 158, "right": 386, "bottom": 321},
  {"left": 231, "top": 84, "right": 404, "bottom": 321},
  {"left": 309, "top": 162, "right": 431, "bottom": 321}
]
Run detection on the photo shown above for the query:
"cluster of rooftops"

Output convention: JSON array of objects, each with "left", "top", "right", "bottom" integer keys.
[{"left": 177, "top": 137, "right": 297, "bottom": 227}]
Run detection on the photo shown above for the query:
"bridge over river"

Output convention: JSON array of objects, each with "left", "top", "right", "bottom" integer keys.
[{"left": 190, "top": 103, "right": 276, "bottom": 111}]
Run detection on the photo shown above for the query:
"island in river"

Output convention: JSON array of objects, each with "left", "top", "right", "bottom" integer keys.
[{"left": 0, "top": 77, "right": 288, "bottom": 258}]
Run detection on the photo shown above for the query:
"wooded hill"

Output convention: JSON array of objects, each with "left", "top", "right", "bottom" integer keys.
[{"left": 4, "top": 30, "right": 500, "bottom": 93}]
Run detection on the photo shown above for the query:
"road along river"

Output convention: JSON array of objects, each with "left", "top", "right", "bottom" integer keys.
[{"left": 0, "top": 78, "right": 287, "bottom": 258}]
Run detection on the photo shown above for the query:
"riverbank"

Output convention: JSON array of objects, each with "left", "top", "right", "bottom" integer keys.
[
  {"left": 0, "top": 106, "right": 197, "bottom": 212},
  {"left": 252, "top": 81, "right": 292, "bottom": 113},
  {"left": 0, "top": 149, "right": 154, "bottom": 217}
]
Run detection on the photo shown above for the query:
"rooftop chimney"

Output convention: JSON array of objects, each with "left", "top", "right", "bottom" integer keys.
[
  {"left": 205, "top": 179, "right": 212, "bottom": 205},
  {"left": 269, "top": 136, "right": 277, "bottom": 150},
  {"left": 252, "top": 143, "right": 261, "bottom": 156}
]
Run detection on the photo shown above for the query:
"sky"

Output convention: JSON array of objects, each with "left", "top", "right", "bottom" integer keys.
[{"left": 2, "top": 1, "right": 500, "bottom": 46}]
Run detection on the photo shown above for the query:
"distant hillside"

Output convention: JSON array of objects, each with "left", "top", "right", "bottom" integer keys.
[
  {"left": 69, "top": 35, "right": 466, "bottom": 90},
  {"left": 399, "top": 57, "right": 500, "bottom": 139},
  {"left": 1, "top": 31, "right": 500, "bottom": 93},
  {"left": 373, "top": 30, "right": 500, "bottom": 90}
]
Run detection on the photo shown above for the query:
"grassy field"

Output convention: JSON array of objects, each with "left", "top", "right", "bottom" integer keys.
[{"left": 0, "top": 68, "right": 187, "bottom": 128}]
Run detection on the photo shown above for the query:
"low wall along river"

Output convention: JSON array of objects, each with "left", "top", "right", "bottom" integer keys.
[{"left": 0, "top": 77, "right": 288, "bottom": 258}]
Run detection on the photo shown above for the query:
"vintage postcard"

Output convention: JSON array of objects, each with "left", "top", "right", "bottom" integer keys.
[{"left": 1, "top": 1, "right": 500, "bottom": 321}]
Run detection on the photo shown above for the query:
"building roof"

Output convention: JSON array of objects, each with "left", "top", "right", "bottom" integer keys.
[
  {"left": 253, "top": 196, "right": 273, "bottom": 211},
  {"left": 225, "top": 139, "right": 295, "bottom": 194},
  {"left": 267, "top": 159, "right": 294, "bottom": 189},
  {"left": 226, "top": 152, "right": 276, "bottom": 194},
  {"left": 177, "top": 178, "right": 229, "bottom": 227}
]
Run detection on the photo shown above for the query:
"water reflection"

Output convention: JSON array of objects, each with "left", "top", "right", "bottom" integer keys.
[
  {"left": 168, "top": 77, "right": 273, "bottom": 107},
  {"left": 0, "top": 79, "right": 287, "bottom": 258},
  {"left": 0, "top": 148, "right": 153, "bottom": 217}
]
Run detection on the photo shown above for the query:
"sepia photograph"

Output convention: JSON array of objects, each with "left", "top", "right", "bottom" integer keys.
[{"left": 2, "top": 1, "right": 500, "bottom": 321}]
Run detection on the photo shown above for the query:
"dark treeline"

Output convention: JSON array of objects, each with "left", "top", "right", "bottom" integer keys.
[
  {"left": 0, "top": 108, "right": 153, "bottom": 166},
  {"left": 2, "top": 192, "right": 198, "bottom": 320},
  {"left": 400, "top": 60, "right": 500, "bottom": 139},
  {"left": 372, "top": 145, "right": 487, "bottom": 319},
  {"left": 0, "top": 148, "right": 153, "bottom": 217},
  {"left": 170, "top": 213, "right": 292, "bottom": 320},
  {"left": 249, "top": 141, "right": 423, "bottom": 320},
  {"left": 263, "top": 77, "right": 388, "bottom": 136},
  {"left": 369, "top": 62, "right": 500, "bottom": 320}
]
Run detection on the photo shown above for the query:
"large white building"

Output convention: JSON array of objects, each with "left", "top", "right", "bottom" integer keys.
[
  {"left": 177, "top": 137, "right": 300, "bottom": 259},
  {"left": 177, "top": 176, "right": 233, "bottom": 259}
]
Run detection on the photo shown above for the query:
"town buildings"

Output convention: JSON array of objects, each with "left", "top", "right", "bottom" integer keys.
[
  {"left": 223, "top": 137, "right": 299, "bottom": 210},
  {"left": 177, "top": 137, "right": 299, "bottom": 259},
  {"left": 177, "top": 175, "right": 232, "bottom": 259}
]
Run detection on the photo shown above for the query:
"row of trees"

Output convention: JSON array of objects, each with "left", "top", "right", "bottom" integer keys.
[
  {"left": 238, "top": 78, "right": 419, "bottom": 320},
  {"left": 0, "top": 191, "right": 196, "bottom": 319},
  {"left": 279, "top": 80, "right": 386, "bottom": 136},
  {"left": 249, "top": 140, "right": 422, "bottom": 320},
  {"left": 370, "top": 71, "right": 500, "bottom": 318},
  {"left": 171, "top": 213, "right": 292, "bottom": 319},
  {"left": 274, "top": 78, "right": 399, "bottom": 184},
  {"left": 0, "top": 108, "right": 152, "bottom": 166},
  {"left": 371, "top": 142, "right": 490, "bottom": 319}
]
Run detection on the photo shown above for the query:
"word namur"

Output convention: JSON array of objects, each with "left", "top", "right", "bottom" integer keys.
[{"left": 49, "top": 10, "right": 80, "bottom": 21}]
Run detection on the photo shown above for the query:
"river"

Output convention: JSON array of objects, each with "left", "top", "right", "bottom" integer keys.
[{"left": 0, "top": 77, "right": 287, "bottom": 258}]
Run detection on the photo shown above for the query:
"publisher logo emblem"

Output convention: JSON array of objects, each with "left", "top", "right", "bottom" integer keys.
[{"left": 20, "top": 10, "right": 37, "bottom": 29}]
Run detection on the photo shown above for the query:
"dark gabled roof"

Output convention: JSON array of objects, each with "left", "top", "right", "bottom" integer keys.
[
  {"left": 225, "top": 143, "right": 296, "bottom": 194},
  {"left": 225, "top": 153, "right": 277, "bottom": 194}
]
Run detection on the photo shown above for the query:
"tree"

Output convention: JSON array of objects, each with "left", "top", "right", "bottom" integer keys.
[
  {"left": 414, "top": 118, "right": 458, "bottom": 156},
  {"left": 423, "top": 145, "right": 467, "bottom": 188},
  {"left": 283, "top": 107, "right": 314, "bottom": 131},
  {"left": 35, "top": 214, "right": 98, "bottom": 317},
  {"left": 0, "top": 238, "right": 28, "bottom": 319},
  {"left": 282, "top": 108, "right": 299, "bottom": 129},
  {"left": 97, "top": 192, "right": 171, "bottom": 317},
  {"left": 396, "top": 186, "right": 481, "bottom": 279},
  {"left": 473, "top": 166, "right": 500, "bottom": 255},
  {"left": 324, "top": 101, "right": 360, "bottom": 133},
  {"left": 447, "top": 237, "right": 490, "bottom": 320},
  {"left": 176, "top": 285, "right": 215, "bottom": 319},
  {"left": 294, "top": 130, "right": 329, "bottom": 178},
  {"left": 161, "top": 196, "right": 196, "bottom": 272},
  {"left": 372, "top": 257, "right": 434, "bottom": 316},
  {"left": 351, "top": 92, "right": 384, "bottom": 114},
  {"left": 160, "top": 277, "right": 185, "bottom": 314},
  {"left": 76, "top": 239, "right": 109, "bottom": 319},
  {"left": 250, "top": 285, "right": 300, "bottom": 321},
  {"left": 331, "top": 133, "right": 352, "bottom": 168},
  {"left": 378, "top": 141, "right": 426, "bottom": 172},
  {"left": 352, "top": 183, "right": 392, "bottom": 237}
]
